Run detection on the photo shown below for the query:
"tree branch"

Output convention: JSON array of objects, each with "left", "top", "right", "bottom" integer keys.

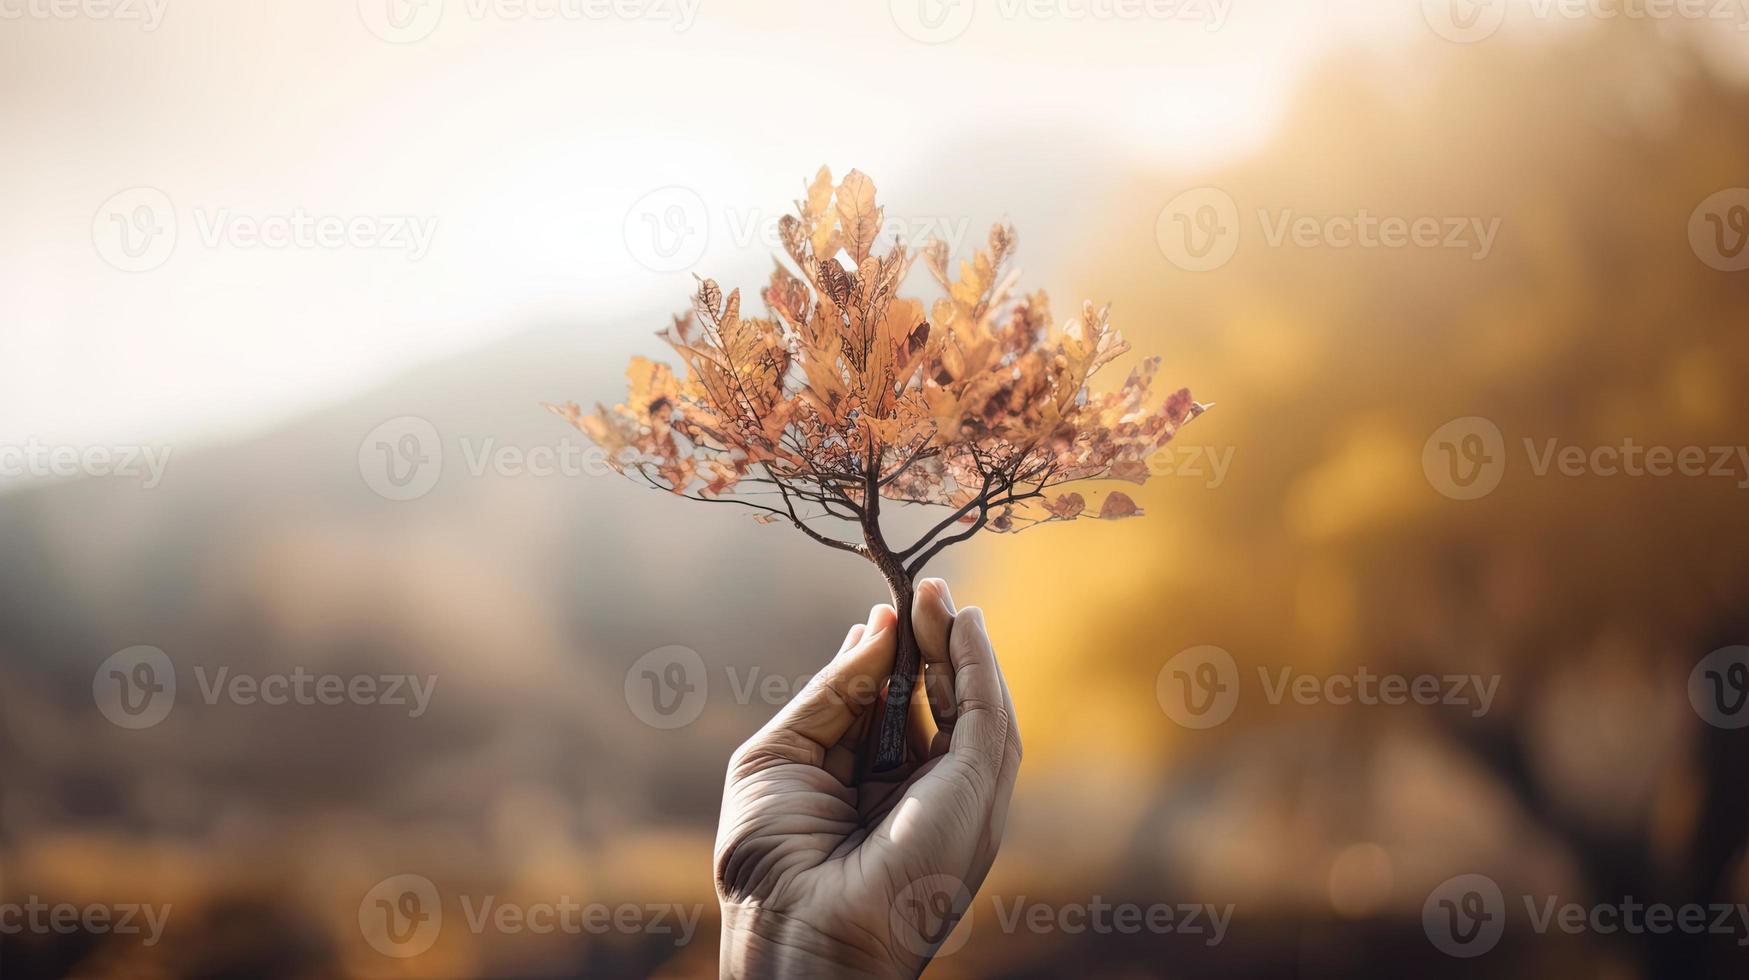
[
  {"left": 634, "top": 464, "right": 866, "bottom": 558},
  {"left": 906, "top": 503, "right": 990, "bottom": 578},
  {"left": 895, "top": 472, "right": 997, "bottom": 560}
]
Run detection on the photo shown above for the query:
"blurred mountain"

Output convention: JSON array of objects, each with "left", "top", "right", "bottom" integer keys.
[{"left": 6, "top": 20, "right": 1749, "bottom": 980}]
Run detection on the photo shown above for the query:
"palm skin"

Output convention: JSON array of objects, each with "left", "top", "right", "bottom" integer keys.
[{"left": 714, "top": 579, "right": 1023, "bottom": 979}]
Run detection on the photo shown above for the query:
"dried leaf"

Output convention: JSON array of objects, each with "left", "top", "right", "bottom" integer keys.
[
  {"left": 1097, "top": 492, "right": 1142, "bottom": 519},
  {"left": 557, "top": 166, "right": 1204, "bottom": 567}
]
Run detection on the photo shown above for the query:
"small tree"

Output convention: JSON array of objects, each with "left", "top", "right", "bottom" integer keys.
[{"left": 551, "top": 167, "right": 1205, "bottom": 773}]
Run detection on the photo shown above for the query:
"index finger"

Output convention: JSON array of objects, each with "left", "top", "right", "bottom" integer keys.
[
  {"left": 943, "top": 607, "right": 1015, "bottom": 783},
  {"left": 745, "top": 605, "right": 897, "bottom": 765}
]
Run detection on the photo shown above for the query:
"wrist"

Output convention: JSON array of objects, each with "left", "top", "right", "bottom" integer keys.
[{"left": 719, "top": 904, "right": 914, "bottom": 980}]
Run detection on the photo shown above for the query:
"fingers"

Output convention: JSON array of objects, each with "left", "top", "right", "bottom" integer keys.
[
  {"left": 839, "top": 622, "right": 867, "bottom": 656},
  {"left": 912, "top": 578, "right": 959, "bottom": 746},
  {"left": 869, "top": 604, "right": 1022, "bottom": 863},
  {"left": 943, "top": 607, "right": 1018, "bottom": 793},
  {"left": 746, "top": 604, "right": 896, "bottom": 765},
  {"left": 947, "top": 608, "right": 1002, "bottom": 724}
]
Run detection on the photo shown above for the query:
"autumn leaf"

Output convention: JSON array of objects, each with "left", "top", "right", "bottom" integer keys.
[
  {"left": 1097, "top": 492, "right": 1142, "bottom": 519},
  {"left": 553, "top": 165, "right": 1204, "bottom": 582},
  {"left": 1046, "top": 492, "right": 1086, "bottom": 519}
]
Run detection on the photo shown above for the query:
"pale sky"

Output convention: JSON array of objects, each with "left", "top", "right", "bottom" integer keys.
[{"left": 2, "top": 0, "right": 1454, "bottom": 452}]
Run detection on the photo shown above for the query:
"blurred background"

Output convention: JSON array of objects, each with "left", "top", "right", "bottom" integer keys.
[{"left": 4, "top": 1, "right": 1749, "bottom": 976}]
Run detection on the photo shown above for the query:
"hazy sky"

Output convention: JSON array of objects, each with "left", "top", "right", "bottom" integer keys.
[{"left": 1, "top": 0, "right": 1482, "bottom": 452}]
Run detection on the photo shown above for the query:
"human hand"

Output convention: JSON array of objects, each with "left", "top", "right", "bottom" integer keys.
[{"left": 713, "top": 579, "right": 1022, "bottom": 979}]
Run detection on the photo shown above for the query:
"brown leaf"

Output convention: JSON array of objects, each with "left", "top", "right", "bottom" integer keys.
[
  {"left": 1097, "top": 491, "right": 1143, "bottom": 519},
  {"left": 1046, "top": 492, "right": 1086, "bottom": 519},
  {"left": 835, "top": 169, "right": 881, "bottom": 264},
  {"left": 560, "top": 165, "right": 1204, "bottom": 568}
]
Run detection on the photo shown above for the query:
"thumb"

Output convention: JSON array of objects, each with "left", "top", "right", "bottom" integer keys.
[{"left": 747, "top": 604, "right": 898, "bottom": 764}]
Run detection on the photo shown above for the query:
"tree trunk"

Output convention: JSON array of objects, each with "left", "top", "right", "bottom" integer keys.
[{"left": 862, "top": 549, "right": 917, "bottom": 777}]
